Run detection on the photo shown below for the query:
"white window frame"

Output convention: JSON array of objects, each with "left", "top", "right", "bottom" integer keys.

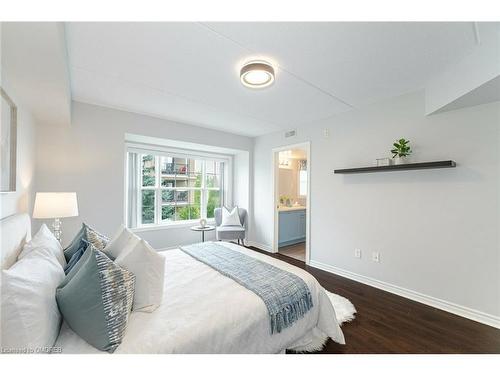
[{"left": 127, "top": 145, "right": 231, "bottom": 230}]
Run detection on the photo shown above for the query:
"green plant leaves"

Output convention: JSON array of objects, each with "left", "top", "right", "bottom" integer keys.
[{"left": 391, "top": 138, "right": 411, "bottom": 157}]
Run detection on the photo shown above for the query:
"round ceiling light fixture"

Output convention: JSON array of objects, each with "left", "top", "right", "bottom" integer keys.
[{"left": 240, "top": 60, "right": 275, "bottom": 89}]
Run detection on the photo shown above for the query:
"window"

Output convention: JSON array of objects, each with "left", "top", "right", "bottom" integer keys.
[
  {"left": 133, "top": 152, "right": 226, "bottom": 227},
  {"left": 299, "top": 170, "right": 307, "bottom": 196}
]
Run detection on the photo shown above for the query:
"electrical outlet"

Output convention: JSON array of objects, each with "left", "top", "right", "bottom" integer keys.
[
  {"left": 354, "top": 249, "right": 361, "bottom": 259},
  {"left": 323, "top": 128, "right": 330, "bottom": 138},
  {"left": 372, "top": 252, "right": 380, "bottom": 262}
]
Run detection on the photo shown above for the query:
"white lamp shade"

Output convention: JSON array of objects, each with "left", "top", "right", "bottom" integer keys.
[{"left": 33, "top": 192, "right": 79, "bottom": 219}]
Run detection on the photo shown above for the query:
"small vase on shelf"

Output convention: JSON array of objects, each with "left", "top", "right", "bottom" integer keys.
[{"left": 394, "top": 156, "right": 410, "bottom": 165}]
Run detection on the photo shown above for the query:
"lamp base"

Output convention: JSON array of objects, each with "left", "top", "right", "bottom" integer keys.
[{"left": 53, "top": 218, "right": 62, "bottom": 243}]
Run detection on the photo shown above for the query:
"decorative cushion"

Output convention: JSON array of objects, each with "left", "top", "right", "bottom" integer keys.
[
  {"left": 221, "top": 206, "right": 242, "bottom": 227},
  {"left": 56, "top": 245, "right": 135, "bottom": 353},
  {"left": 85, "top": 225, "right": 109, "bottom": 251},
  {"left": 64, "top": 246, "right": 88, "bottom": 275},
  {"left": 63, "top": 224, "right": 109, "bottom": 274},
  {"left": 115, "top": 239, "right": 165, "bottom": 312},
  {"left": 1, "top": 249, "right": 65, "bottom": 352},
  {"left": 63, "top": 225, "right": 86, "bottom": 262},
  {"left": 18, "top": 224, "right": 66, "bottom": 268},
  {"left": 103, "top": 224, "right": 140, "bottom": 260}
]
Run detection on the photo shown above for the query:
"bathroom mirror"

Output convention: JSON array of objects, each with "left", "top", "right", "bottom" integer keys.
[{"left": 0, "top": 87, "right": 17, "bottom": 192}]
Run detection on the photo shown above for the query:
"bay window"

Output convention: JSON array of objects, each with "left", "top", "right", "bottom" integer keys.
[{"left": 127, "top": 148, "right": 228, "bottom": 228}]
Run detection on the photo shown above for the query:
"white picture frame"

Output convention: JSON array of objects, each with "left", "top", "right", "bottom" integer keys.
[{"left": 0, "top": 87, "right": 17, "bottom": 193}]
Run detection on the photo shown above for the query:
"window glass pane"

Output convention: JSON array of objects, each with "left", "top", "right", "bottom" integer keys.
[
  {"left": 174, "top": 190, "right": 201, "bottom": 221},
  {"left": 207, "top": 190, "right": 220, "bottom": 219},
  {"left": 175, "top": 190, "right": 189, "bottom": 204},
  {"left": 161, "top": 189, "right": 174, "bottom": 203},
  {"left": 174, "top": 158, "right": 188, "bottom": 175},
  {"left": 185, "top": 159, "right": 202, "bottom": 188},
  {"left": 188, "top": 173, "right": 202, "bottom": 188},
  {"left": 160, "top": 156, "right": 174, "bottom": 175},
  {"left": 206, "top": 161, "right": 222, "bottom": 188},
  {"left": 175, "top": 205, "right": 201, "bottom": 221},
  {"left": 299, "top": 170, "right": 307, "bottom": 196},
  {"left": 161, "top": 177, "right": 176, "bottom": 187},
  {"left": 141, "top": 190, "right": 155, "bottom": 224},
  {"left": 142, "top": 155, "right": 155, "bottom": 187},
  {"left": 161, "top": 205, "right": 175, "bottom": 221}
]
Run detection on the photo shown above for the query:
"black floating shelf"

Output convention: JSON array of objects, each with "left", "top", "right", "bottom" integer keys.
[{"left": 334, "top": 160, "right": 456, "bottom": 174}]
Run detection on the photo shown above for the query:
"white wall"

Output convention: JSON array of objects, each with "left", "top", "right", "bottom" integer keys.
[
  {"left": 0, "top": 22, "right": 37, "bottom": 220},
  {"left": 233, "top": 151, "right": 251, "bottom": 211},
  {"left": 251, "top": 91, "right": 500, "bottom": 320},
  {"left": 34, "top": 102, "right": 253, "bottom": 249}
]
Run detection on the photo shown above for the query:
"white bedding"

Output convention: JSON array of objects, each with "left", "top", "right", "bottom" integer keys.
[{"left": 55, "top": 242, "right": 345, "bottom": 353}]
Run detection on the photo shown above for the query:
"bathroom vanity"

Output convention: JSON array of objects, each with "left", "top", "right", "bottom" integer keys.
[{"left": 278, "top": 207, "right": 306, "bottom": 247}]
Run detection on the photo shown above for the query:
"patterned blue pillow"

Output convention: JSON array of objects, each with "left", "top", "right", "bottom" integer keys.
[
  {"left": 84, "top": 224, "right": 109, "bottom": 250},
  {"left": 56, "top": 245, "right": 135, "bottom": 352}
]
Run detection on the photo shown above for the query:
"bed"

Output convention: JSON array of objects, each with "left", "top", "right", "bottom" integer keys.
[{"left": 1, "top": 213, "right": 345, "bottom": 354}]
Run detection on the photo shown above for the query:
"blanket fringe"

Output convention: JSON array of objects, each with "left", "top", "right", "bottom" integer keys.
[{"left": 270, "top": 292, "right": 313, "bottom": 334}]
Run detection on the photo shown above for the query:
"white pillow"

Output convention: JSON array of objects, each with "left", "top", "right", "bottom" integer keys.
[
  {"left": 115, "top": 239, "right": 165, "bottom": 312},
  {"left": 17, "top": 224, "right": 66, "bottom": 268},
  {"left": 103, "top": 224, "right": 140, "bottom": 260},
  {"left": 221, "top": 206, "right": 242, "bottom": 226},
  {"left": 1, "top": 251, "right": 65, "bottom": 352}
]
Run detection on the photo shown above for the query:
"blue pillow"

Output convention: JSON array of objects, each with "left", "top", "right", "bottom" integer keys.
[
  {"left": 63, "top": 225, "right": 86, "bottom": 262},
  {"left": 56, "top": 245, "right": 135, "bottom": 352},
  {"left": 63, "top": 240, "right": 89, "bottom": 274},
  {"left": 63, "top": 224, "right": 110, "bottom": 264}
]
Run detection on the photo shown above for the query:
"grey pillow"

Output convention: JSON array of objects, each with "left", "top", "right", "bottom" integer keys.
[
  {"left": 63, "top": 225, "right": 86, "bottom": 262},
  {"left": 63, "top": 223, "right": 109, "bottom": 271},
  {"left": 56, "top": 245, "right": 135, "bottom": 353}
]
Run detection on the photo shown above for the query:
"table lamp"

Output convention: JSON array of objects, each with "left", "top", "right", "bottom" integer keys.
[{"left": 33, "top": 192, "right": 79, "bottom": 243}]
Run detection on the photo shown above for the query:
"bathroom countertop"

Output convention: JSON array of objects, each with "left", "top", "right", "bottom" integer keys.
[{"left": 278, "top": 206, "right": 306, "bottom": 212}]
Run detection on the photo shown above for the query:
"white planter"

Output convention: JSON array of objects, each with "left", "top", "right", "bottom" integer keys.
[{"left": 394, "top": 156, "right": 409, "bottom": 165}]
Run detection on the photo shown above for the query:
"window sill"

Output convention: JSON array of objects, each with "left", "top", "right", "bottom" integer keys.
[{"left": 131, "top": 220, "right": 216, "bottom": 233}]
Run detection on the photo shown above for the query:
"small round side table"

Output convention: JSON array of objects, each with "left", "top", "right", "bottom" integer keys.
[{"left": 190, "top": 225, "right": 215, "bottom": 242}]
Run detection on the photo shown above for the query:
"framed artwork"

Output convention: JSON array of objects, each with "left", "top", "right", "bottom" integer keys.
[{"left": 0, "top": 87, "right": 17, "bottom": 192}]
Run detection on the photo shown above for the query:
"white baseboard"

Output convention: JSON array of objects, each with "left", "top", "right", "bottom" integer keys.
[
  {"left": 247, "top": 241, "right": 274, "bottom": 253},
  {"left": 309, "top": 260, "right": 500, "bottom": 329}
]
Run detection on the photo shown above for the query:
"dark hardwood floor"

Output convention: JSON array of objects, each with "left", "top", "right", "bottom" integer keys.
[{"left": 248, "top": 246, "right": 500, "bottom": 354}]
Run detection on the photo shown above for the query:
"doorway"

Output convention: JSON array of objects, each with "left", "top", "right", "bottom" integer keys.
[{"left": 272, "top": 142, "right": 310, "bottom": 264}]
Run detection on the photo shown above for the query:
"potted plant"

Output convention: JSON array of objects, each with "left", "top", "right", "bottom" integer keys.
[{"left": 391, "top": 138, "right": 412, "bottom": 164}]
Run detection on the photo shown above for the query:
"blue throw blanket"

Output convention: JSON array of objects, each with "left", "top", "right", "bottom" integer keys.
[{"left": 180, "top": 242, "right": 313, "bottom": 334}]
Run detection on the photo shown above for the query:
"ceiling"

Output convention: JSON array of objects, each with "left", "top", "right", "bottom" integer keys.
[{"left": 65, "top": 22, "right": 491, "bottom": 137}]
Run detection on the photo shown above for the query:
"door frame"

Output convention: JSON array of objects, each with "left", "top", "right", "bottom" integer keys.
[{"left": 271, "top": 141, "right": 311, "bottom": 264}]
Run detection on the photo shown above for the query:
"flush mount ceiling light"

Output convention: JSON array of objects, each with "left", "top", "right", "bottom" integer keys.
[{"left": 240, "top": 60, "right": 275, "bottom": 89}]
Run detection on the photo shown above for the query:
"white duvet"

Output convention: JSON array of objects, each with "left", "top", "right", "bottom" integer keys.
[{"left": 55, "top": 242, "right": 345, "bottom": 354}]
